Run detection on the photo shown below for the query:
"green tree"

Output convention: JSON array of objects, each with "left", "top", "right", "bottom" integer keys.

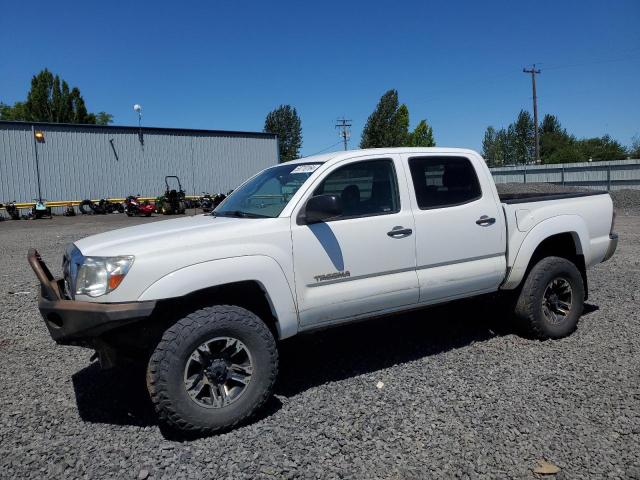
[
  {"left": 540, "top": 114, "right": 563, "bottom": 136},
  {"left": 264, "top": 105, "right": 302, "bottom": 162},
  {"left": 539, "top": 114, "right": 573, "bottom": 163},
  {"left": 482, "top": 126, "right": 500, "bottom": 165},
  {"left": 0, "top": 102, "right": 27, "bottom": 120},
  {"left": 393, "top": 104, "right": 410, "bottom": 147},
  {"left": 0, "top": 68, "right": 110, "bottom": 124},
  {"left": 630, "top": 136, "right": 640, "bottom": 158},
  {"left": 409, "top": 119, "right": 435, "bottom": 147},
  {"left": 513, "top": 110, "right": 535, "bottom": 164},
  {"left": 361, "top": 89, "right": 437, "bottom": 149},
  {"left": 361, "top": 90, "right": 407, "bottom": 148},
  {"left": 94, "top": 112, "right": 114, "bottom": 125},
  {"left": 576, "top": 135, "right": 627, "bottom": 161}
]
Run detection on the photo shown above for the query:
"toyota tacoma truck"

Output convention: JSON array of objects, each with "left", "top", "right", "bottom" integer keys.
[{"left": 29, "top": 148, "right": 618, "bottom": 434}]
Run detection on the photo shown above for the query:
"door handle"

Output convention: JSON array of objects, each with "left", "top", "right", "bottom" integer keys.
[
  {"left": 476, "top": 215, "right": 496, "bottom": 226},
  {"left": 387, "top": 226, "right": 413, "bottom": 237}
]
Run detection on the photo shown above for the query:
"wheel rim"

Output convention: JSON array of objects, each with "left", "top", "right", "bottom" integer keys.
[
  {"left": 183, "top": 337, "right": 253, "bottom": 408},
  {"left": 542, "top": 277, "right": 573, "bottom": 324}
]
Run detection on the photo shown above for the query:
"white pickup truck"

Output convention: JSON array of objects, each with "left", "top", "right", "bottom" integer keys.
[{"left": 29, "top": 147, "right": 618, "bottom": 434}]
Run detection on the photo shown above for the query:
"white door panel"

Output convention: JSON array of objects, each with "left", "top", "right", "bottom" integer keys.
[
  {"left": 401, "top": 154, "right": 505, "bottom": 303},
  {"left": 417, "top": 255, "right": 506, "bottom": 303},
  {"left": 291, "top": 155, "right": 419, "bottom": 327}
]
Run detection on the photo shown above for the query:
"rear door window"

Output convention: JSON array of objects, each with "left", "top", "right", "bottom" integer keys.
[{"left": 409, "top": 156, "right": 481, "bottom": 209}]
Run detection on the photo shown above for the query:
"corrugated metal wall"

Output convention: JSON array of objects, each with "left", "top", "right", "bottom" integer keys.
[
  {"left": 0, "top": 122, "right": 278, "bottom": 202},
  {"left": 490, "top": 159, "right": 640, "bottom": 191}
]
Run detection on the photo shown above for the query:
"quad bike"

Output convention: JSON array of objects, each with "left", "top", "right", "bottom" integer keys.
[
  {"left": 3, "top": 201, "right": 21, "bottom": 220},
  {"left": 157, "top": 176, "right": 186, "bottom": 215},
  {"left": 80, "top": 198, "right": 124, "bottom": 215},
  {"left": 199, "top": 192, "right": 214, "bottom": 212},
  {"left": 212, "top": 192, "right": 227, "bottom": 208},
  {"left": 199, "top": 192, "right": 227, "bottom": 212},
  {"left": 31, "top": 199, "right": 52, "bottom": 219},
  {"left": 123, "top": 195, "right": 155, "bottom": 217},
  {"left": 62, "top": 204, "right": 76, "bottom": 216}
]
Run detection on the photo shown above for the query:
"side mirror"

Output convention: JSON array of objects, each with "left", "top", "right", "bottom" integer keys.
[{"left": 302, "top": 194, "right": 343, "bottom": 224}]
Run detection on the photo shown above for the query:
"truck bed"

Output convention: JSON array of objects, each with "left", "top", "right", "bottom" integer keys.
[{"left": 498, "top": 190, "right": 608, "bottom": 204}]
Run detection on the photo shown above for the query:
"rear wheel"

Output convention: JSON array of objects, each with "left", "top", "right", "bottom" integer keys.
[
  {"left": 147, "top": 306, "right": 278, "bottom": 434},
  {"left": 514, "top": 256, "right": 584, "bottom": 339}
]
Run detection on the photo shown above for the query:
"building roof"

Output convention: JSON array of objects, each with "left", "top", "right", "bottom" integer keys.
[{"left": 0, "top": 120, "right": 277, "bottom": 139}]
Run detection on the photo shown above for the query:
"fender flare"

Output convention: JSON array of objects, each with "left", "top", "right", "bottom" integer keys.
[
  {"left": 502, "top": 215, "right": 589, "bottom": 290},
  {"left": 138, "top": 255, "right": 299, "bottom": 339}
]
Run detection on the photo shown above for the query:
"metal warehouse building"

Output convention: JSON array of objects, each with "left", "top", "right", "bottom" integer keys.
[{"left": 0, "top": 121, "right": 278, "bottom": 203}]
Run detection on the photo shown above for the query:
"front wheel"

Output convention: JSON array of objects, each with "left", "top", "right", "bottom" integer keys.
[
  {"left": 514, "top": 256, "right": 584, "bottom": 339},
  {"left": 147, "top": 306, "right": 278, "bottom": 434}
]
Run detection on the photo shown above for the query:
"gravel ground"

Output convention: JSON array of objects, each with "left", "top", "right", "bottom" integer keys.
[{"left": 0, "top": 212, "right": 639, "bottom": 479}]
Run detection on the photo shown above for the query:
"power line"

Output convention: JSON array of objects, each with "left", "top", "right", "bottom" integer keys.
[
  {"left": 335, "top": 117, "right": 352, "bottom": 151},
  {"left": 303, "top": 140, "right": 344, "bottom": 158},
  {"left": 523, "top": 64, "right": 541, "bottom": 163},
  {"left": 542, "top": 49, "right": 640, "bottom": 71}
]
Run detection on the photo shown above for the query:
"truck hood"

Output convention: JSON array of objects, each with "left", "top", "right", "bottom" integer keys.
[{"left": 74, "top": 214, "right": 261, "bottom": 257}]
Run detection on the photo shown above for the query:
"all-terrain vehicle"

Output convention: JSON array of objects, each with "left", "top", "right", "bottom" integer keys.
[
  {"left": 124, "top": 195, "right": 155, "bottom": 217},
  {"left": 79, "top": 198, "right": 124, "bottom": 215},
  {"left": 31, "top": 199, "right": 52, "bottom": 219},
  {"left": 3, "top": 201, "right": 21, "bottom": 220}
]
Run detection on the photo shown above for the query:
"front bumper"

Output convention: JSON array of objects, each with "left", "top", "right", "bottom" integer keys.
[
  {"left": 601, "top": 233, "right": 618, "bottom": 263},
  {"left": 28, "top": 249, "right": 156, "bottom": 345}
]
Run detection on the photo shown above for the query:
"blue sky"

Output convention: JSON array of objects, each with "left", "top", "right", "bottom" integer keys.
[{"left": 1, "top": 0, "right": 639, "bottom": 156}]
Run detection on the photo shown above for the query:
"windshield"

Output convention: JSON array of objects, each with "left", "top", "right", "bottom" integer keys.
[{"left": 214, "top": 163, "right": 322, "bottom": 218}]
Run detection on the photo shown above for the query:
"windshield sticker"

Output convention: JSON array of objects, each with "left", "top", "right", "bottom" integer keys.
[{"left": 291, "top": 164, "right": 321, "bottom": 174}]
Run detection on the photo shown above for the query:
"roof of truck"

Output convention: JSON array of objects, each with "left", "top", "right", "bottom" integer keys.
[{"left": 287, "top": 147, "right": 480, "bottom": 166}]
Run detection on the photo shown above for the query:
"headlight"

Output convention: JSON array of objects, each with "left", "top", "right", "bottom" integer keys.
[{"left": 75, "top": 256, "right": 134, "bottom": 297}]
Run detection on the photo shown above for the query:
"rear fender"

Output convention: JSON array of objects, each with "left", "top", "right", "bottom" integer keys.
[
  {"left": 502, "top": 215, "right": 589, "bottom": 290},
  {"left": 138, "top": 255, "right": 299, "bottom": 338}
]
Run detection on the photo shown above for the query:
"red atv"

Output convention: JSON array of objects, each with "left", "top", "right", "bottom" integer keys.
[{"left": 123, "top": 195, "right": 155, "bottom": 217}]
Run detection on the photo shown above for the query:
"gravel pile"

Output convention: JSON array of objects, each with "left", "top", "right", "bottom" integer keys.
[
  {"left": 610, "top": 190, "right": 640, "bottom": 215},
  {"left": 496, "top": 182, "right": 588, "bottom": 196},
  {"left": 1, "top": 214, "right": 639, "bottom": 479},
  {"left": 496, "top": 182, "right": 640, "bottom": 215}
]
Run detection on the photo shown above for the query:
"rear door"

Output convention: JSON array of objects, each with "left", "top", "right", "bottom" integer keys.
[
  {"left": 402, "top": 153, "right": 506, "bottom": 303},
  {"left": 290, "top": 155, "right": 419, "bottom": 327}
]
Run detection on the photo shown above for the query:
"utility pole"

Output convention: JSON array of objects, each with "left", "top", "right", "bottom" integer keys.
[
  {"left": 523, "top": 65, "right": 541, "bottom": 163},
  {"left": 335, "top": 117, "right": 352, "bottom": 151}
]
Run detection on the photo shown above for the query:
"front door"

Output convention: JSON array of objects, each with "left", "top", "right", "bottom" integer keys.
[{"left": 291, "top": 155, "right": 419, "bottom": 327}]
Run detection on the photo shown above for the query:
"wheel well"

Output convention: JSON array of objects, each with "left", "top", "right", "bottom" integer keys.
[
  {"left": 524, "top": 232, "right": 588, "bottom": 299},
  {"left": 117, "top": 280, "right": 282, "bottom": 349},
  {"left": 99, "top": 281, "right": 280, "bottom": 365},
  {"left": 162, "top": 281, "right": 278, "bottom": 335}
]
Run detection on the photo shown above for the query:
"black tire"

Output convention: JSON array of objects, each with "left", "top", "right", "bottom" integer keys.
[
  {"left": 79, "top": 200, "right": 94, "bottom": 215},
  {"left": 514, "top": 256, "right": 584, "bottom": 339},
  {"left": 147, "top": 305, "right": 278, "bottom": 434}
]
